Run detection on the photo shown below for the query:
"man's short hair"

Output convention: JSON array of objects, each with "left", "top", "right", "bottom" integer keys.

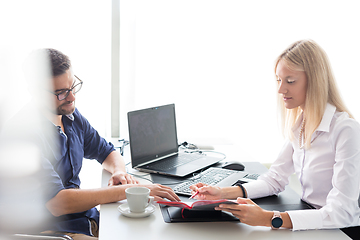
[{"left": 46, "top": 48, "right": 71, "bottom": 77}]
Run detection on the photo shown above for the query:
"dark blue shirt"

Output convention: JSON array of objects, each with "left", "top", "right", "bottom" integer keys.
[{"left": 40, "top": 108, "right": 115, "bottom": 236}]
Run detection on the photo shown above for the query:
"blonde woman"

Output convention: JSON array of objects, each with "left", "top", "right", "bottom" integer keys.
[{"left": 190, "top": 40, "right": 360, "bottom": 237}]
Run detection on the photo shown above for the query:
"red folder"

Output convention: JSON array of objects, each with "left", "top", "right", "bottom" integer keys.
[{"left": 157, "top": 199, "right": 238, "bottom": 211}]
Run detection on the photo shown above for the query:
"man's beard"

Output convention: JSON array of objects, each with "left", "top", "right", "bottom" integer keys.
[{"left": 56, "top": 101, "right": 75, "bottom": 115}]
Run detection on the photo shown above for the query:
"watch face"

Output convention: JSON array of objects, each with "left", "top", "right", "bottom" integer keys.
[{"left": 272, "top": 217, "right": 283, "bottom": 228}]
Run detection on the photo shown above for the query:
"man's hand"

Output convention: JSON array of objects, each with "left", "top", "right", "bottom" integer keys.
[
  {"left": 108, "top": 171, "right": 139, "bottom": 186},
  {"left": 143, "top": 184, "right": 181, "bottom": 202}
]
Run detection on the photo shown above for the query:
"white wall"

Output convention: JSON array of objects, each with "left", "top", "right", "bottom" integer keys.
[
  {"left": 119, "top": 0, "right": 360, "bottom": 163},
  {"left": 0, "top": 1, "right": 112, "bottom": 190},
  {"left": 0, "top": 0, "right": 112, "bottom": 137},
  {"left": 2, "top": 1, "right": 360, "bottom": 192}
]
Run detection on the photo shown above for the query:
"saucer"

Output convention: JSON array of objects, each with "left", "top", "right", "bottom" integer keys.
[{"left": 118, "top": 203, "right": 155, "bottom": 218}]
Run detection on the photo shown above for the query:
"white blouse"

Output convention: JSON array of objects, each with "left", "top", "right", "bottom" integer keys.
[{"left": 244, "top": 103, "right": 360, "bottom": 230}]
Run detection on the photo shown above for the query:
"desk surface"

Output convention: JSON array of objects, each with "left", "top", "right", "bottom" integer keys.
[{"left": 99, "top": 162, "right": 350, "bottom": 240}]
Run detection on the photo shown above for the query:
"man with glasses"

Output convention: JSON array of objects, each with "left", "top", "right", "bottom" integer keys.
[{"left": 32, "top": 49, "right": 180, "bottom": 240}]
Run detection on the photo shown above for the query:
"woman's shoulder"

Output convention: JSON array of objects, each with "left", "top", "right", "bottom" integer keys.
[{"left": 332, "top": 111, "right": 360, "bottom": 133}]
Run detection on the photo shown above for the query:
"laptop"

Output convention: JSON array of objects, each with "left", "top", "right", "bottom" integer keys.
[{"left": 127, "top": 104, "right": 223, "bottom": 177}]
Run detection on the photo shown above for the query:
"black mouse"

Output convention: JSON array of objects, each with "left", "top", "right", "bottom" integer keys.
[{"left": 222, "top": 161, "right": 245, "bottom": 171}]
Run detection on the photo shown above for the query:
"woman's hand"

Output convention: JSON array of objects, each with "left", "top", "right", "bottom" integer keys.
[
  {"left": 189, "top": 183, "right": 223, "bottom": 200},
  {"left": 215, "top": 197, "right": 272, "bottom": 227},
  {"left": 108, "top": 171, "right": 139, "bottom": 186}
]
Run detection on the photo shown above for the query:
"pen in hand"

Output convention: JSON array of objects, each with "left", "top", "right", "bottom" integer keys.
[{"left": 189, "top": 190, "right": 199, "bottom": 199}]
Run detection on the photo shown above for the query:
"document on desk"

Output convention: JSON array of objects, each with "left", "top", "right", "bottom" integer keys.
[
  {"left": 158, "top": 199, "right": 239, "bottom": 223},
  {"left": 157, "top": 199, "right": 237, "bottom": 211}
]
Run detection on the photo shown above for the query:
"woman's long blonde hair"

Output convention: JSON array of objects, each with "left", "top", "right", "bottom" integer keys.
[{"left": 275, "top": 39, "right": 352, "bottom": 148}]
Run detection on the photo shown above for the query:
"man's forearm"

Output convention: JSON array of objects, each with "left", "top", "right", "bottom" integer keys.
[
  {"left": 46, "top": 184, "right": 131, "bottom": 217},
  {"left": 102, "top": 151, "right": 126, "bottom": 174}
]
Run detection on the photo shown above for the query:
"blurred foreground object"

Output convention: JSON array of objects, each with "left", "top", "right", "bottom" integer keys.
[{"left": 0, "top": 48, "right": 55, "bottom": 236}]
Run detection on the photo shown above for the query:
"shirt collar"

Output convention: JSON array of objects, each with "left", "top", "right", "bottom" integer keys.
[
  {"left": 66, "top": 113, "right": 74, "bottom": 121},
  {"left": 316, "top": 103, "right": 336, "bottom": 133},
  {"left": 50, "top": 113, "right": 74, "bottom": 129},
  {"left": 292, "top": 103, "right": 336, "bottom": 133}
]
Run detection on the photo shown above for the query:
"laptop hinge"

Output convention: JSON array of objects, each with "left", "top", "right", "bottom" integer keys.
[{"left": 135, "top": 152, "right": 178, "bottom": 167}]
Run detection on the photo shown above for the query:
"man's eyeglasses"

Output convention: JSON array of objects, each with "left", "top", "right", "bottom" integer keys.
[{"left": 53, "top": 75, "right": 83, "bottom": 101}]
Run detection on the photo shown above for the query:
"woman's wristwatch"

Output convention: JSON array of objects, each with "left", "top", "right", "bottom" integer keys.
[{"left": 271, "top": 211, "right": 283, "bottom": 229}]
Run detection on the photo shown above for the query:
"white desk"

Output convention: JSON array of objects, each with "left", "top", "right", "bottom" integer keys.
[{"left": 98, "top": 169, "right": 350, "bottom": 240}]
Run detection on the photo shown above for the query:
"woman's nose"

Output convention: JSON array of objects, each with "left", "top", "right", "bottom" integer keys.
[{"left": 278, "top": 82, "right": 287, "bottom": 94}]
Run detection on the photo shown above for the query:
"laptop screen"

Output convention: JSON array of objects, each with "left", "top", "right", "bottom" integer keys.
[{"left": 127, "top": 104, "right": 179, "bottom": 167}]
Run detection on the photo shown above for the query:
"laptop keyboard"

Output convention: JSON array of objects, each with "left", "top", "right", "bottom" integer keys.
[
  {"left": 149, "top": 154, "right": 203, "bottom": 171},
  {"left": 173, "top": 167, "right": 260, "bottom": 196}
]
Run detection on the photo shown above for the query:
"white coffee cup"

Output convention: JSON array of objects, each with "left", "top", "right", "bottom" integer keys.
[{"left": 125, "top": 187, "right": 154, "bottom": 213}]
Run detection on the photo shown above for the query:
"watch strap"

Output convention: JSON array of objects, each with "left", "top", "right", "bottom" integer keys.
[
  {"left": 234, "top": 181, "right": 247, "bottom": 198},
  {"left": 271, "top": 211, "right": 283, "bottom": 229}
]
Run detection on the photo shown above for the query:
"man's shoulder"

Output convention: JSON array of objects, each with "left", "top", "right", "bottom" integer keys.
[
  {"left": 71, "top": 108, "right": 87, "bottom": 123},
  {"left": 68, "top": 108, "right": 94, "bottom": 132},
  {"left": 72, "top": 108, "right": 81, "bottom": 117}
]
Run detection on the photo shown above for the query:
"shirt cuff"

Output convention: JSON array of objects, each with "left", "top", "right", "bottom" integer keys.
[
  {"left": 242, "top": 180, "right": 271, "bottom": 199},
  {"left": 287, "top": 209, "right": 323, "bottom": 231}
]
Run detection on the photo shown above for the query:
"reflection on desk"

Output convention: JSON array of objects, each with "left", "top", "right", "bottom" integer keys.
[{"left": 99, "top": 162, "right": 351, "bottom": 240}]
